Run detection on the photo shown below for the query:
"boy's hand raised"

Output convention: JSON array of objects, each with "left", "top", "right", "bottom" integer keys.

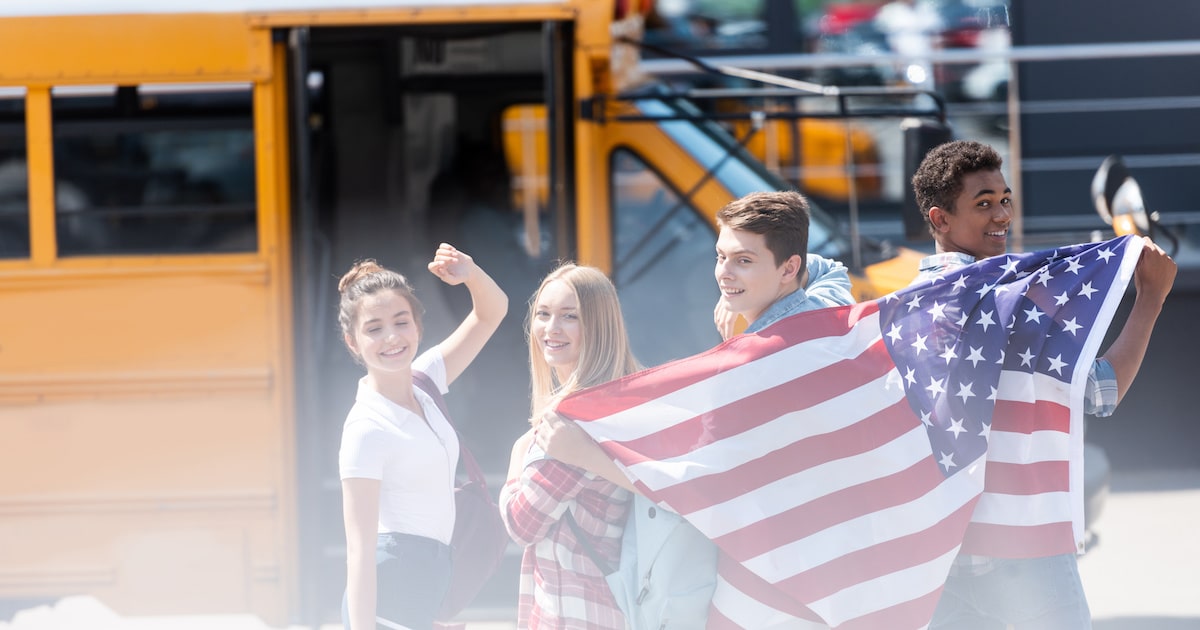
[
  {"left": 1134, "top": 237, "right": 1176, "bottom": 306},
  {"left": 714, "top": 298, "right": 738, "bottom": 341}
]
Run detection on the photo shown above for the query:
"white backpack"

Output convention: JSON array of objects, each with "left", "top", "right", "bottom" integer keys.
[{"left": 568, "top": 493, "right": 719, "bottom": 629}]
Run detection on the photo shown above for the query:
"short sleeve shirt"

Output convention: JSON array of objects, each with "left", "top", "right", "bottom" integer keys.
[{"left": 338, "top": 348, "right": 460, "bottom": 544}]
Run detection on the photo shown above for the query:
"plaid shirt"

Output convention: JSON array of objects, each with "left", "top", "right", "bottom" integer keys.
[{"left": 500, "top": 447, "right": 632, "bottom": 630}]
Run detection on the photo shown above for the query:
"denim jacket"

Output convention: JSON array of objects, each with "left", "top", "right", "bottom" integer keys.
[{"left": 745, "top": 254, "right": 855, "bottom": 333}]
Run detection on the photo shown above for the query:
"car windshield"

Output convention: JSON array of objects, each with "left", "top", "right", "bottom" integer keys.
[{"left": 633, "top": 96, "right": 853, "bottom": 263}]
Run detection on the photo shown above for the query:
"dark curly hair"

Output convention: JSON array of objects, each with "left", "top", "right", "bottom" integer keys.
[{"left": 911, "top": 140, "right": 1003, "bottom": 234}]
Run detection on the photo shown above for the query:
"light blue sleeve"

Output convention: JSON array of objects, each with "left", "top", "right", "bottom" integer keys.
[
  {"left": 1085, "top": 358, "right": 1119, "bottom": 417},
  {"left": 804, "top": 254, "right": 855, "bottom": 308}
]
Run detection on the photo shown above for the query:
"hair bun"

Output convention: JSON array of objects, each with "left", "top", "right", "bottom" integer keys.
[{"left": 337, "top": 259, "right": 386, "bottom": 294}]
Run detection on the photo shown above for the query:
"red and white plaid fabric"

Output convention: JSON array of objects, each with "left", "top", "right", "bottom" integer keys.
[{"left": 501, "top": 453, "right": 632, "bottom": 630}]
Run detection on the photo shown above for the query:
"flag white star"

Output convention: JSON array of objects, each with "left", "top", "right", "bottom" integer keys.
[
  {"left": 1054, "top": 291, "right": 1071, "bottom": 306},
  {"left": 956, "top": 312, "right": 969, "bottom": 327},
  {"left": 926, "top": 377, "right": 946, "bottom": 396},
  {"left": 979, "top": 422, "right": 992, "bottom": 439},
  {"left": 1097, "top": 247, "right": 1115, "bottom": 262},
  {"left": 1062, "top": 317, "right": 1082, "bottom": 336},
  {"left": 1001, "top": 257, "right": 1020, "bottom": 274},
  {"left": 940, "top": 345, "right": 958, "bottom": 364},
  {"left": 1018, "top": 348, "right": 1035, "bottom": 367},
  {"left": 912, "top": 333, "right": 929, "bottom": 354},
  {"left": 976, "top": 310, "right": 996, "bottom": 331},
  {"left": 928, "top": 301, "right": 946, "bottom": 321},
  {"left": 887, "top": 323, "right": 903, "bottom": 343},
  {"left": 988, "top": 386, "right": 998, "bottom": 400},
  {"left": 906, "top": 294, "right": 923, "bottom": 311},
  {"left": 952, "top": 275, "right": 967, "bottom": 291},
  {"left": 904, "top": 367, "right": 918, "bottom": 386},
  {"left": 966, "top": 346, "right": 986, "bottom": 367},
  {"left": 884, "top": 292, "right": 899, "bottom": 302},
  {"left": 1046, "top": 354, "right": 1067, "bottom": 375},
  {"left": 1065, "top": 258, "right": 1084, "bottom": 274},
  {"left": 976, "top": 283, "right": 994, "bottom": 298},
  {"left": 1079, "top": 282, "right": 1097, "bottom": 299},
  {"left": 1036, "top": 269, "right": 1054, "bottom": 287},
  {"left": 955, "top": 382, "right": 975, "bottom": 403},
  {"left": 1024, "top": 305, "right": 1045, "bottom": 323},
  {"left": 939, "top": 451, "right": 957, "bottom": 471},
  {"left": 947, "top": 418, "right": 967, "bottom": 438},
  {"left": 920, "top": 410, "right": 933, "bottom": 427},
  {"left": 996, "top": 350, "right": 1005, "bottom": 365}
]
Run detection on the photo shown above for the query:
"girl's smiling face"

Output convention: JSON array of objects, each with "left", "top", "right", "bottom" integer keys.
[
  {"left": 345, "top": 289, "right": 421, "bottom": 373},
  {"left": 531, "top": 279, "right": 582, "bottom": 382}
]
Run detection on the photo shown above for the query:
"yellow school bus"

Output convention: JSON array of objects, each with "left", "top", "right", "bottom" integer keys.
[{"left": 0, "top": 0, "right": 927, "bottom": 624}]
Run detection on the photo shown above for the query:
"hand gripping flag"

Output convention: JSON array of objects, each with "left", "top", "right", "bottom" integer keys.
[{"left": 557, "top": 236, "right": 1144, "bottom": 629}]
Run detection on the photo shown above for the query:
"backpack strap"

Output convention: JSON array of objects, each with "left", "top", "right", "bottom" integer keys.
[
  {"left": 564, "top": 509, "right": 615, "bottom": 576},
  {"left": 412, "top": 370, "right": 487, "bottom": 488}
]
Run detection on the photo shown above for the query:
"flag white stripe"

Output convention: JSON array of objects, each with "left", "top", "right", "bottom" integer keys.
[
  {"left": 971, "top": 491, "right": 1073, "bottom": 526},
  {"left": 680, "top": 420, "right": 932, "bottom": 537},
  {"left": 994, "top": 369, "right": 1071, "bottom": 404},
  {"left": 624, "top": 370, "right": 905, "bottom": 492},
  {"left": 986, "top": 430, "right": 1071, "bottom": 463},
  {"left": 808, "top": 545, "right": 959, "bottom": 627},
  {"left": 742, "top": 454, "right": 984, "bottom": 579},
  {"left": 585, "top": 312, "right": 883, "bottom": 442},
  {"left": 710, "top": 575, "right": 831, "bottom": 630}
]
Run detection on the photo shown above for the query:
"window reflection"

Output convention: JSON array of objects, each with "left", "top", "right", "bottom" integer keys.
[
  {"left": 611, "top": 148, "right": 722, "bottom": 366},
  {"left": 0, "top": 89, "right": 29, "bottom": 258},
  {"left": 52, "top": 85, "right": 257, "bottom": 256}
]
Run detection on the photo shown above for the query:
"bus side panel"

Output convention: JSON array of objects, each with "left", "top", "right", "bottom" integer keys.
[
  {"left": 0, "top": 15, "right": 270, "bottom": 84},
  {"left": 0, "top": 269, "right": 286, "bottom": 619}
]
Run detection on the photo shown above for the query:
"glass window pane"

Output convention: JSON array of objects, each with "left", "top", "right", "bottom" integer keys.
[
  {"left": 611, "top": 148, "right": 722, "bottom": 366},
  {"left": 0, "top": 89, "right": 29, "bottom": 258},
  {"left": 52, "top": 85, "right": 257, "bottom": 256}
]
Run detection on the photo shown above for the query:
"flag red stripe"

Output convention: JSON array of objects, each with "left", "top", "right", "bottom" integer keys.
[
  {"left": 991, "top": 399, "right": 1069, "bottom": 434},
  {"left": 607, "top": 338, "right": 897, "bottom": 464},
  {"left": 983, "top": 461, "right": 1069, "bottom": 495},
  {"left": 960, "top": 521, "right": 1076, "bottom": 557},
  {"left": 776, "top": 499, "right": 977, "bottom": 602},
  {"left": 709, "top": 431, "right": 937, "bottom": 558},
  {"left": 559, "top": 304, "right": 876, "bottom": 422},
  {"left": 648, "top": 399, "right": 917, "bottom": 515},
  {"left": 717, "top": 553, "right": 825, "bottom": 622}
]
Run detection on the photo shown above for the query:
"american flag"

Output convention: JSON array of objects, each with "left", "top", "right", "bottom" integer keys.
[{"left": 557, "top": 236, "right": 1143, "bottom": 629}]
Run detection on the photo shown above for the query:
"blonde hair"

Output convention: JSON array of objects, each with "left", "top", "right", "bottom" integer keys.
[
  {"left": 336, "top": 259, "right": 424, "bottom": 355},
  {"left": 527, "top": 263, "right": 641, "bottom": 419}
]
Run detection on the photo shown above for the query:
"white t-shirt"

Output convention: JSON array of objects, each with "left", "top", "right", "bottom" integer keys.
[{"left": 338, "top": 347, "right": 461, "bottom": 544}]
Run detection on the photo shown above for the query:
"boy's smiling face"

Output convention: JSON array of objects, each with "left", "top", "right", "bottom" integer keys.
[
  {"left": 930, "top": 169, "right": 1014, "bottom": 259},
  {"left": 715, "top": 226, "right": 801, "bottom": 326}
]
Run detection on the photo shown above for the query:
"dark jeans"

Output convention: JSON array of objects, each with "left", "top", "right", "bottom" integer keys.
[{"left": 342, "top": 532, "right": 454, "bottom": 630}]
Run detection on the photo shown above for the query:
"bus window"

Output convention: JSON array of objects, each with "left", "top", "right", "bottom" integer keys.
[
  {"left": 610, "top": 148, "right": 722, "bottom": 366},
  {"left": 51, "top": 84, "right": 256, "bottom": 256},
  {"left": 0, "top": 87, "right": 28, "bottom": 258}
]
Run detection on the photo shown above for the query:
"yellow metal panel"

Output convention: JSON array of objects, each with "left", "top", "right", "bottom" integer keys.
[
  {"left": 248, "top": 3, "right": 576, "bottom": 27},
  {"left": 25, "top": 87, "right": 55, "bottom": 265},
  {"left": 0, "top": 15, "right": 270, "bottom": 84},
  {"left": 258, "top": 41, "right": 299, "bottom": 623}
]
